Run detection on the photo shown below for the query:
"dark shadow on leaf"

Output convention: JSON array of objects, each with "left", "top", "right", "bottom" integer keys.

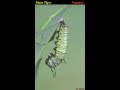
[{"left": 48, "top": 28, "right": 58, "bottom": 43}]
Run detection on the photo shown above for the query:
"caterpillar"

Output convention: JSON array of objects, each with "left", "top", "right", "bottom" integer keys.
[{"left": 45, "top": 19, "right": 68, "bottom": 78}]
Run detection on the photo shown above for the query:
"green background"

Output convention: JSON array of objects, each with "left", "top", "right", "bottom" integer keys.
[{"left": 35, "top": 5, "right": 85, "bottom": 90}]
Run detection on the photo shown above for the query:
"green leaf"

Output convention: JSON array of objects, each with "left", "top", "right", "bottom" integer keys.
[
  {"left": 40, "top": 5, "right": 71, "bottom": 31},
  {"left": 35, "top": 58, "right": 42, "bottom": 80}
]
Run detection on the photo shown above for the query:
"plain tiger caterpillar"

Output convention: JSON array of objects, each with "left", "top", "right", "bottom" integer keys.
[{"left": 45, "top": 19, "right": 68, "bottom": 77}]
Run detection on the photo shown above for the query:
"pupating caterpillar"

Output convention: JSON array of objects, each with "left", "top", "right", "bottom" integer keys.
[{"left": 45, "top": 19, "right": 68, "bottom": 78}]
